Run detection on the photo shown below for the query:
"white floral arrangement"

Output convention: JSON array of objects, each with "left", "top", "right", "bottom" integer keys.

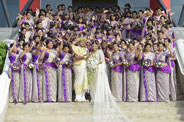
[
  {"left": 65, "top": 61, "right": 69, "bottom": 65},
  {"left": 28, "top": 63, "right": 34, "bottom": 69},
  {"left": 87, "top": 56, "right": 98, "bottom": 84},
  {"left": 123, "top": 60, "right": 129, "bottom": 66},
  {"left": 155, "top": 61, "right": 163, "bottom": 68},
  {"left": 12, "top": 63, "right": 20, "bottom": 71},
  {"left": 53, "top": 58, "right": 61, "bottom": 66},
  {"left": 87, "top": 56, "right": 98, "bottom": 72},
  {"left": 143, "top": 59, "right": 151, "bottom": 67},
  {"left": 109, "top": 61, "right": 114, "bottom": 67}
]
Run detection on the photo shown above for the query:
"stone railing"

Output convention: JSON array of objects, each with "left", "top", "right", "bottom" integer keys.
[{"left": 175, "top": 27, "right": 184, "bottom": 99}]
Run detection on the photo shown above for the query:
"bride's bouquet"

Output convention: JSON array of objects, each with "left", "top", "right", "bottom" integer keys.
[
  {"left": 87, "top": 56, "right": 98, "bottom": 84},
  {"left": 87, "top": 56, "right": 98, "bottom": 72}
]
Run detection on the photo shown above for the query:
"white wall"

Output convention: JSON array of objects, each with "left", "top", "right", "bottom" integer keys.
[{"left": 0, "top": 73, "right": 11, "bottom": 122}]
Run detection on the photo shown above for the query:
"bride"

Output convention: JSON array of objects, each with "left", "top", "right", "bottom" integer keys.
[{"left": 87, "top": 42, "right": 131, "bottom": 122}]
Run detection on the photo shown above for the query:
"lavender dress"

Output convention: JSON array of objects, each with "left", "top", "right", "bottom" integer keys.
[
  {"left": 32, "top": 50, "right": 43, "bottom": 102},
  {"left": 43, "top": 50, "right": 58, "bottom": 102},
  {"left": 167, "top": 48, "right": 177, "bottom": 101},
  {"left": 58, "top": 52, "right": 73, "bottom": 102},
  {"left": 9, "top": 51, "right": 21, "bottom": 103},
  {"left": 19, "top": 52, "right": 33, "bottom": 103},
  {"left": 111, "top": 52, "right": 124, "bottom": 101},
  {"left": 155, "top": 51, "right": 171, "bottom": 102},
  {"left": 140, "top": 52, "right": 157, "bottom": 102},
  {"left": 125, "top": 51, "right": 140, "bottom": 102}
]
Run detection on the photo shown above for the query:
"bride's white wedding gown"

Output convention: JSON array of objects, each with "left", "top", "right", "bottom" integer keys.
[{"left": 90, "top": 50, "right": 131, "bottom": 122}]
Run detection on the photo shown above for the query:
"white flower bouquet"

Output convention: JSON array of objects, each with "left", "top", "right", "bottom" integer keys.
[
  {"left": 143, "top": 59, "right": 151, "bottom": 67},
  {"left": 28, "top": 63, "right": 34, "bottom": 69},
  {"left": 12, "top": 63, "right": 20, "bottom": 71},
  {"left": 87, "top": 56, "right": 98, "bottom": 71},
  {"left": 155, "top": 61, "right": 163, "bottom": 68},
  {"left": 123, "top": 60, "right": 129, "bottom": 66},
  {"left": 87, "top": 56, "right": 98, "bottom": 84},
  {"left": 109, "top": 61, "right": 114, "bottom": 67}
]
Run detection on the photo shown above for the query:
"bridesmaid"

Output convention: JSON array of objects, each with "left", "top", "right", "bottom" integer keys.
[
  {"left": 140, "top": 43, "right": 157, "bottom": 102},
  {"left": 40, "top": 39, "right": 58, "bottom": 102},
  {"left": 164, "top": 38, "right": 177, "bottom": 101},
  {"left": 110, "top": 43, "right": 124, "bottom": 101},
  {"left": 57, "top": 43, "right": 73, "bottom": 102},
  {"left": 19, "top": 42, "right": 33, "bottom": 103},
  {"left": 125, "top": 41, "right": 140, "bottom": 102},
  {"left": 32, "top": 42, "right": 43, "bottom": 102},
  {"left": 9, "top": 43, "right": 21, "bottom": 103},
  {"left": 155, "top": 42, "right": 173, "bottom": 102}
]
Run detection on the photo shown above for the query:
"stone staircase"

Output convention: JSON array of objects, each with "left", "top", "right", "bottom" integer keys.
[{"left": 5, "top": 101, "right": 184, "bottom": 122}]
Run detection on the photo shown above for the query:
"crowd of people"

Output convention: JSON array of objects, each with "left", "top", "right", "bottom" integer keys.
[{"left": 8, "top": 3, "right": 177, "bottom": 104}]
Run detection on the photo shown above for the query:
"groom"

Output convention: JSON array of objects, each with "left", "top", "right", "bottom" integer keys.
[{"left": 72, "top": 37, "right": 89, "bottom": 102}]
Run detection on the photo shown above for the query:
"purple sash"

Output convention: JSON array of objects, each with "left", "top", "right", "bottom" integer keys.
[
  {"left": 158, "top": 66, "right": 171, "bottom": 73},
  {"left": 45, "top": 62, "right": 57, "bottom": 69},
  {"left": 127, "top": 64, "right": 140, "bottom": 72},
  {"left": 112, "top": 66, "right": 123, "bottom": 72},
  {"left": 143, "top": 66, "right": 156, "bottom": 72}
]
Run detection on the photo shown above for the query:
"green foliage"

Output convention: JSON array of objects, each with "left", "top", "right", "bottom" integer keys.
[{"left": 0, "top": 41, "right": 8, "bottom": 74}]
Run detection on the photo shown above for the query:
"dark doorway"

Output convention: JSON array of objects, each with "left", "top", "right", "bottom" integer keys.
[{"left": 72, "top": 0, "right": 118, "bottom": 9}]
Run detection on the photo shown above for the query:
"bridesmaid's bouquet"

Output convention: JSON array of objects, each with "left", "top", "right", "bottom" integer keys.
[
  {"left": 155, "top": 61, "right": 163, "bottom": 68},
  {"left": 28, "top": 63, "right": 34, "bottom": 69},
  {"left": 134, "top": 21, "right": 143, "bottom": 30},
  {"left": 123, "top": 59, "right": 129, "bottom": 66},
  {"left": 109, "top": 61, "right": 114, "bottom": 67},
  {"left": 143, "top": 59, "right": 151, "bottom": 67},
  {"left": 12, "top": 63, "right": 20, "bottom": 71},
  {"left": 53, "top": 58, "right": 61, "bottom": 66}
]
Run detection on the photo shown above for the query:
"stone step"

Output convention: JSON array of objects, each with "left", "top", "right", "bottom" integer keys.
[
  {"left": 6, "top": 102, "right": 184, "bottom": 122},
  {"left": 5, "top": 112, "right": 184, "bottom": 119},
  {"left": 5, "top": 120, "right": 184, "bottom": 122},
  {"left": 7, "top": 101, "right": 184, "bottom": 108},
  {"left": 5, "top": 114, "right": 184, "bottom": 121}
]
